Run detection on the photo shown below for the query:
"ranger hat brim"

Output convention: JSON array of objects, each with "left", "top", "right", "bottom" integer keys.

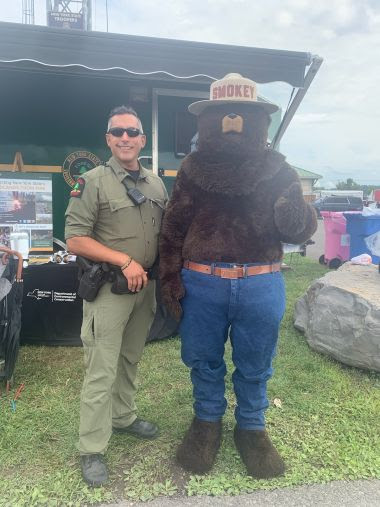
[{"left": 188, "top": 73, "right": 279, "bottom": 116}]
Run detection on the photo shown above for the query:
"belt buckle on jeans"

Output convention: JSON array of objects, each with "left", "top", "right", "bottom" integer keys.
[
  {"left": 220, "top": 268, "right": 238, "bottom": 279},
  {"left": 269, "top": 263, "right": 277, "bottom": 273}
]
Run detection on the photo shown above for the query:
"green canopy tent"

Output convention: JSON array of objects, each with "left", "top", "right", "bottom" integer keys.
[{"left": 0, "top": 21, "right": 322, "bottom": 240}]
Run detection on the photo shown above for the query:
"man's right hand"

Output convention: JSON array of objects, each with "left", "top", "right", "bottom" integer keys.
[{"left": 122, "top": 259, "right": 148, "bottom": 292}]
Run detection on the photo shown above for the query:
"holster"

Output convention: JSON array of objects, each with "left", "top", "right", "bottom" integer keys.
[
  {"left": 108, "top": 268, "right": 134, "bottom": 295},
  {"left": 76, "top": 256, "right": 109, "bottom": 302},
  {"left": 76, "top": 255, "right": 160, "bottom": 299},
  {"left": 108, "top": 256, "right": 159, "bottom": 295}
]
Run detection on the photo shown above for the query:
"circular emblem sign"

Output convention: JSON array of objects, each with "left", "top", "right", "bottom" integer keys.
[{"left": 62, "top": 151, "right": 101, "bottom": 188}]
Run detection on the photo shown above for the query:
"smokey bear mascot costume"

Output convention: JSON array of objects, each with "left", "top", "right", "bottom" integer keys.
[{"left": 159, "top": 73, "right": 317, "bottom": 478}]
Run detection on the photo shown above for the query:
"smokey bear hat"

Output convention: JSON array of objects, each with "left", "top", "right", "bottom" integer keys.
[{"left": 188, "top": 73, "right": 279, "bottom": 115}]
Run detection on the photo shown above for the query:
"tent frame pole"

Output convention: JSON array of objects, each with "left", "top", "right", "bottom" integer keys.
[{"left": 270, "top": 55, "right": 323, "bottom": 150}]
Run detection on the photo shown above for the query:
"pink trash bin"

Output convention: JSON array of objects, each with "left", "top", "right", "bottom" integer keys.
[{"left": 320, "top": 211, "right": 351, "bottom": 269}]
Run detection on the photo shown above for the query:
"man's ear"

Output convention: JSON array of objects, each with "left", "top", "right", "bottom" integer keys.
[{"left": 140, "top": 135, "right": 147, "bottom": 149}]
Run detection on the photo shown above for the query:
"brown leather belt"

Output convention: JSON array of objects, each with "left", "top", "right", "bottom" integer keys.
[{"left": 183, "top": 260, "right": 281, "bottom": 279}]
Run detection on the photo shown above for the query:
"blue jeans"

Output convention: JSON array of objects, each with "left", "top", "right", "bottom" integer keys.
[{"left": 179, "top": 263, "right": 286, "bottom": 430}]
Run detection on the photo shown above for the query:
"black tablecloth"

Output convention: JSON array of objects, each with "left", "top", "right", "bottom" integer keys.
[
  {"left": 21, "top": 263, "right": 83, "bottom": 346},
  {"left": 20, "top": 263, "right": 178, "bottom": 346}
]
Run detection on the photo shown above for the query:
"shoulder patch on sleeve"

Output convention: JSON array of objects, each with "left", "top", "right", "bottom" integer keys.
[{"left": 70, "top": 177, "right": 85, "bottom": 198}]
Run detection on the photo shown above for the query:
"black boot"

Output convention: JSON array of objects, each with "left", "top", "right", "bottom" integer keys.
[
  {"left": 234, "top": 426, "right": 285, "bottom": 479},
  {"left": 176, "top": 417, "right": 222, "bottom": 474},
  {"left": 113, "top": 418, "right": 159, "bottom": 439},
  {"left": 80, "top": 454, "right": 108, "bottom": 487}
]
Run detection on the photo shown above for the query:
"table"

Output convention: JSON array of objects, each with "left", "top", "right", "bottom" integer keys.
[
  {"left": 21, "top": 263, "right": 82, "bottom": 346},
  {"left": 20, "top": 263, "right": 178, "bottom": 346}
]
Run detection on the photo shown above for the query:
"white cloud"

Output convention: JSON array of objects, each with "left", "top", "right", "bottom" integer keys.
[
  {"left": 334, "top": 0, "right": 356, "bottom": 25},
  {"left": 292, "top": 113, "right": 331, "bottom": 124},
  {"left": 1, "top": 0, "right": 379, "bottom": 183},
  {"left": 275, "top": 11, "right": 294, "bottom": 27}
]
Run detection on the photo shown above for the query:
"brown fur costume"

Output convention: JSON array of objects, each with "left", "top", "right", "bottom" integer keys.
[
  {"left": 159, "top": 105, "right": 317, "bottom": 320},
  {"left": 234, "top": 427, "right": 285, "bottom": 478},
  {"left": 176, "top": 417, "right": 222, "bottom": 474},
  {"left": 159, "top": 103, "right": 317, "bottom": 477}
]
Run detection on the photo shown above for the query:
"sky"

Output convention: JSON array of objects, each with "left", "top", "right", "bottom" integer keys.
[{"left": 1, "top": 0, "right": 380, "bottom": 186}]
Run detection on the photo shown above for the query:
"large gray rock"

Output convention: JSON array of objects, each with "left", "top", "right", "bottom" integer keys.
[{"left": 294, "top": 263, "right": 380, "bottom": 372}]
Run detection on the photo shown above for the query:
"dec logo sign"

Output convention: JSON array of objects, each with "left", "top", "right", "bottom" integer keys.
[{"left": 62, "top": 151, "right": 101, "bottom": 188}]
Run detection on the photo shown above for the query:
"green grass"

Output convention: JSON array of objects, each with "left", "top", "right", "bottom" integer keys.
[{"left": 0, "top": 256, "right": 379, "bottom": 505}]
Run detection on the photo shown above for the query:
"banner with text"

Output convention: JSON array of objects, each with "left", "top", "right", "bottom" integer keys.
[{"left": 0, "top": 173, "right": 53, "bottom": 252}]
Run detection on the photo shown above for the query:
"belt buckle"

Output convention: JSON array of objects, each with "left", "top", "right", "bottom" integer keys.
[
  {"left": 220, "top": 268, "right": 238, "bottom": 279},
  {"left": 270, "top": 263, "right": 277, "bottom": 273}
]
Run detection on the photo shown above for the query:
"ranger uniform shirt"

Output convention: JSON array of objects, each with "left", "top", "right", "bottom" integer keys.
[{"left": 65, "top": 156, "right": 168, "bottom": 268}]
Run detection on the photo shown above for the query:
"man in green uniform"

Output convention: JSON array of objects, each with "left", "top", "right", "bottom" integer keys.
[{"left": 65, "top": 105, "right": 168, "bottom": 487}]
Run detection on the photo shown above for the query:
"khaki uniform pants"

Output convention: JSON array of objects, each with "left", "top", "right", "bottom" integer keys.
[{"left": 78, "top": 280, "right": 155, "bottom": 455}]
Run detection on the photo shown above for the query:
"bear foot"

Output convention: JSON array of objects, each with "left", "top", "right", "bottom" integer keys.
[
  {"left": 234, "top": 426, "right": 285, "bottom": 479},
  {"left": 176, "top": 417, "right": 222, "bottom": 474}
]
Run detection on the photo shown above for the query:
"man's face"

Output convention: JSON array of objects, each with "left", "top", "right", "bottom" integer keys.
[{"left": 106, "top": 114, "right": 146, "bottom": 169}]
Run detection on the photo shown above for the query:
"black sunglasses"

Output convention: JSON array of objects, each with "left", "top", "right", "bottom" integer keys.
[{"left": 107, "top": 127, "right": 143, "bottom": 138}]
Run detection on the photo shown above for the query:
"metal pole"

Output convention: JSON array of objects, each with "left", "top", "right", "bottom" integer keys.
[
  {"left": 22, "top": 0, "right": 35, "bottom": 24},
  {"left": 86, "top": 0, "right": 92, "bottom": 30},
  {"left": 270, "top": 55, "right": 323, "bottom": 150},
  {"left": 46, "top": 1, "right": 50, "bottom": 25},
  {"left": 105, "top": 0, "right": 109, "bottom": 32}
]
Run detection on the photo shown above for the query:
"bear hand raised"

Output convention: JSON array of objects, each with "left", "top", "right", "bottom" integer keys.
[{"left": 274, "top": 182, "right": 313, "bottom": 239}]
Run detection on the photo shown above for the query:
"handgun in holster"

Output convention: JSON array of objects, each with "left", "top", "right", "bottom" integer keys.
[{"left": 76, "top": 256, "right": 109, "bottom": 302}]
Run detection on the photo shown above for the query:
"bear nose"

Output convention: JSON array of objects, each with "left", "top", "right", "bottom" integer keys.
[{"left": 227, "top": 113, "right": 238, "bottom": 119}]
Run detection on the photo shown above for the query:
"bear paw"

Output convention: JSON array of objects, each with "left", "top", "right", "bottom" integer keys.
[
  {"left": 234, "top": 426, "right": 285, "bottom": 479},
  {"left": 176, "top": 417, "right": 222, "bottom": 474}
]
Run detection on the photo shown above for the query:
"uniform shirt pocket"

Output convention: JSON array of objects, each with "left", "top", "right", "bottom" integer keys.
[
  {"left": 149, "top": 198, "right": 165, "bottom": 234},
  {"left": 98, "top": 198, "right": 138, "bottom": 239}
]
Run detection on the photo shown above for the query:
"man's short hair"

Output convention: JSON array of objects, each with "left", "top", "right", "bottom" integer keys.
[{"left": 107, "top": 105, "right": 144, "bottom": 133}]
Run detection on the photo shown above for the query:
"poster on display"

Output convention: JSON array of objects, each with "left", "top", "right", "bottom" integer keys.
[{"left": 0, "top": 173, "right": 53, "bottom": 253}]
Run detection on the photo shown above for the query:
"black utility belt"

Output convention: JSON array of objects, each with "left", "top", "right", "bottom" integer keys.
[{"left": 76, "top": 256, "right": 157, "bottom": 302}]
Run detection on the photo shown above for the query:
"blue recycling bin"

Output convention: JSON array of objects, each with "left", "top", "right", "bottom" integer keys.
[{"left": 343, "top": 213, "right": 380, "bottom": 264}]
